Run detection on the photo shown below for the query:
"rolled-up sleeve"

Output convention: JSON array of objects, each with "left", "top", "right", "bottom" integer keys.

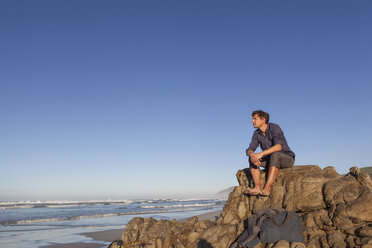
[
  {"left": 271, "top": 125, "right": 285, "bottom": 147},
  {"left": 247, "top": 131, "right": 259, "bottom": 151}
]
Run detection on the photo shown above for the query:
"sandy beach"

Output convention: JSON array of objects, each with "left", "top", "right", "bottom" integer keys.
[
  {"left": 183, "top": 209, "right": 221, "bottom": 222},
  {"left": 40, "top": 210, "right": 222, "bottom": 248},
  {"left": 40, "top": 229, "right": 123, "bottom": 248},
  {"left": 41, "top": 243, "right": 106, "bottom": 248}
]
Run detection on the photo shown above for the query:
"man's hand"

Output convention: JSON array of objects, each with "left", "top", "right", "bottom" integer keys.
[
  {"left": 255, "top": 152, "right": 264, "bottom": 160},
  {"left": 249, "top": 153, "right": 262, "bottom": 166}
]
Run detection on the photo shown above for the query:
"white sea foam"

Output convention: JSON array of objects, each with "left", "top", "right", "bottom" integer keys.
[
  {"left": 140, "top": 203, "right": 216, "bottom": 209},
  {"left": 0, "top": 199, "right": 134, "bottom": 210},
  {"left": 178, "top": 198, "right": 216, "bottom": 201},
  {"left": 0, "top": 198, "right": 225, "bottom": 227},
  {"left": 2, "top": 213, "right": 120, "bottom": 225},
  {"left": 0, "top": 199, "right": 133, "bottom": 205},
  {"left": 0, "top": 205, "right": 35, "bottom": 210},
  {"left": 0, "top": 208, "right": 209, "bottom": 225}
]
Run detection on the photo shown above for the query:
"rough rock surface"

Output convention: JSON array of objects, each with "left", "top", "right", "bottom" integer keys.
[{"left": 109, "top": 166, "right": 372, "bottom": 248}]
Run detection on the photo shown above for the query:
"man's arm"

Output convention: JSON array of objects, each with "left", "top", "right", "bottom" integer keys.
[
  {"left": 246, "top": 149, "right": 254, "bottom": 157},
  {"left": 255, "top": 144, "right": 282, "bottom": 160},
  {"left": 246, "top": 132, "right": 259, "bottom": 155},
  {"left": 249, "top": 144, "right": 282, "bottom": 163}
]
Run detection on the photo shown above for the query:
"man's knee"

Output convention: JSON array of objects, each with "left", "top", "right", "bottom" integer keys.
[
  {"left": 269, "top": 152, "right": 282, "bottom": 169},
  {"left": 270, "top": 152, "right": 294, "bottom": 169},
  {"left": 270, "top": 152, "right": 281, "bottom": 159}
]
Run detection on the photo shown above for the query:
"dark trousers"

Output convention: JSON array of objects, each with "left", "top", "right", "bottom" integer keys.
[{"left": 249, "top": 152, "right": 294, "bottom": 169}]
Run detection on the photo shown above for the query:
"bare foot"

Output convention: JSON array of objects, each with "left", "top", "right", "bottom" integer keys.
[
  {"left": 244, "top": 187, "right": 261, "bottom": 196},
  {"left": 260, "top": 189, "right": 271, "bottom": 197}
]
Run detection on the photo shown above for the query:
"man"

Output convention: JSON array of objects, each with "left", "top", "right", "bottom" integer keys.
[{"left": 245, "top": 110, "right": 295, "bottom": 196}]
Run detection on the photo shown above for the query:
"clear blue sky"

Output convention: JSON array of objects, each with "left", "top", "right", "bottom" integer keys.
[{"left": 1, "top": 0, "right": 371, "bottom": 201}]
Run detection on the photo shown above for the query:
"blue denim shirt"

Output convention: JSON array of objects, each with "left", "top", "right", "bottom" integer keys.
[{"left": 247, "top": 123, "right": 295, "bottom": 158}]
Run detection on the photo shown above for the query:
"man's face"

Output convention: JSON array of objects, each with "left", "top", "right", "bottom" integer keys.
[{"left": 252, "top": 114, "right": 266, "bottom": 128}]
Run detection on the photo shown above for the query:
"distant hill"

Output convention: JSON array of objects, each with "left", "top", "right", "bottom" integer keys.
[
  {"left": 215, "top": 186, "right": 235, "bottom": 199},
  {"left": 360, "top": 166, "right": 372, "bottom": 178}
]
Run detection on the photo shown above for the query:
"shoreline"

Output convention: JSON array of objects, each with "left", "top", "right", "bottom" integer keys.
[
  {"left": 40, "top": 229, "right": 124, "bottom": 248},
  {"left": 40, "top": 210, "right": 222, "bottom": 248}
]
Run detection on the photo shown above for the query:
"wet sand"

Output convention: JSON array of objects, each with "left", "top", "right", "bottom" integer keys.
[
  {"left": 40, "top": 229, "right": 124, "bottom": 248},
  {"left": 183, "top": 210, "right": 221, "bottom": 221},
  {"left": 83, "top": 229, "right": 124, "bottom": 242},
  {"left": 41, "top": 243, "right": 106, "bottom": 248}
]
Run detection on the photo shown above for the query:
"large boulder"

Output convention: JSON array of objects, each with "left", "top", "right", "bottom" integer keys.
[{"left": 109, "top": 166, "right": 372, "bottom": 248}]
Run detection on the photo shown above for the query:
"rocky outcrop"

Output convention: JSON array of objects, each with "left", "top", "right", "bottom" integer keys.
[{"left": 109, "top": 166, "right": 372, "bottom": 248}]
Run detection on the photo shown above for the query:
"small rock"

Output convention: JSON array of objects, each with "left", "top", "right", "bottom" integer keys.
[
  {"left": 289, "top": 242, "right": 306, "bottom": 248},
  {"left": 188, "top": 232, "right": 200, "bottom": 243},
  {"left": 272, "top": 240, "right": 290, "bottom": 248},
  {"left": 326, "top": 230, "right": 346, "bottom": 248},
  {"left": 358, "top": 226, "right": 372, "bottom": 237},
  {"left": 361, "top": 238, "right": 372, "bottom": 245}
]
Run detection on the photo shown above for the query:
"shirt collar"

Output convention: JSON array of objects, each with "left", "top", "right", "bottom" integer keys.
[{"left": 257, "top": 123, "right": 270, "bottom": 135}]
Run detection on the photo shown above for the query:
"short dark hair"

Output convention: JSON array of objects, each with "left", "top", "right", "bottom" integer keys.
[{"left": 252, "top": 110, "right": 269, "bottom": 124}]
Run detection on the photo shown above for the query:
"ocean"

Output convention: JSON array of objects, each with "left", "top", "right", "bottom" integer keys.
[{"left": 0, "top": 198, "right": 225, "bottom": 248}]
